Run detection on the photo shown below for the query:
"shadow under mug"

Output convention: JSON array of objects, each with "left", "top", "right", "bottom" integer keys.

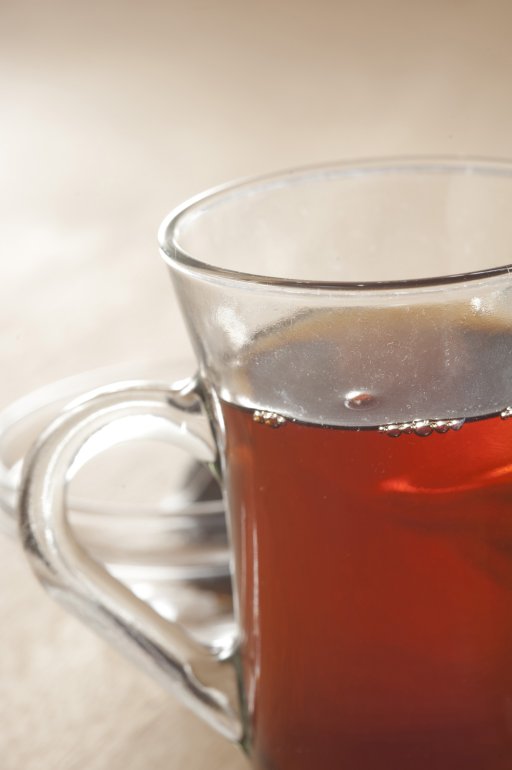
[{"left": 19, "top": 159, "right": 512, "bottom": 770}]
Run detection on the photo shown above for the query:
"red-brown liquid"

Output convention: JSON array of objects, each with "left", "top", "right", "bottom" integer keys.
[{"left": 222, "top": 402, "right": 512, "bottom": 770}]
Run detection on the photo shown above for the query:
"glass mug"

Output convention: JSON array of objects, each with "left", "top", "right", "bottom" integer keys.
[{"left": 19, "top": 159, "right": 512, "bottom": 769}]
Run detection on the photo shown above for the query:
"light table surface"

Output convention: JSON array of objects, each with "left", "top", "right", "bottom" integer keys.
[{"left": 2, "top": 1, "right": 512, "bottom": 767}]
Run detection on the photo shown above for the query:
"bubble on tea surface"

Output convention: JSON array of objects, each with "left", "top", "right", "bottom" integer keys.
[
  {"left": 379, "top": 424, "right": 402, "bottom": 438},
  {"left": 344, "top": 390, "right": 377, "bottom": 410},
  {"left": 413, "top": 420, "right": 433, "bottom": 437}
]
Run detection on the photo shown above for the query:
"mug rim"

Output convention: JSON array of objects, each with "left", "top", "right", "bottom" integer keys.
[{"left": 158, "top": 156, "right": 512, "bottom": 292}]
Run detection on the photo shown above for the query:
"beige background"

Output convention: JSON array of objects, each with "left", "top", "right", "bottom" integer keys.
[{"left": 2, "top": 0, "right": 512, "bottom": 767}]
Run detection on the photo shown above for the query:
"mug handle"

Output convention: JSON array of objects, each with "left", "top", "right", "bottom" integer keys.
[{"left": 18, "top": 377, "right": 243, "bottom": 743}]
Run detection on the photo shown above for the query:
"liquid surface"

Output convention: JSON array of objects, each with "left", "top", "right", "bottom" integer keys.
[
  {"left": 222, "top": 402, "right": 512, "bottom": 770},
  {"left": 222, "top": 306, "right": 512, "bottom": 427}
]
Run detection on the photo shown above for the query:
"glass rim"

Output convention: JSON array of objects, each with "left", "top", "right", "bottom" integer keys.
[{"left": 158, "top": 156, "right": 512, "bottom": 292}]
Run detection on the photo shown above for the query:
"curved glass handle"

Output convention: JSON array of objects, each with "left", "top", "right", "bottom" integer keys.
[{"left": 18, "top": 378, "right": 243, "bottom": 743}]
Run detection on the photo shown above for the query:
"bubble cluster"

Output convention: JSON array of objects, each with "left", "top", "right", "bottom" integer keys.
[
  {"left": 379, "top": 418, "right": 465, "bottom": 438},
  {"left": 253, "top": 410, "right": 287, "bottom": 428}
]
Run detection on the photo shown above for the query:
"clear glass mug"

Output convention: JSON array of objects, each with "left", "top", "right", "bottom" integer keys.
[{"left": 19, "top": 159, "right": 512, "bottom": 769}]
